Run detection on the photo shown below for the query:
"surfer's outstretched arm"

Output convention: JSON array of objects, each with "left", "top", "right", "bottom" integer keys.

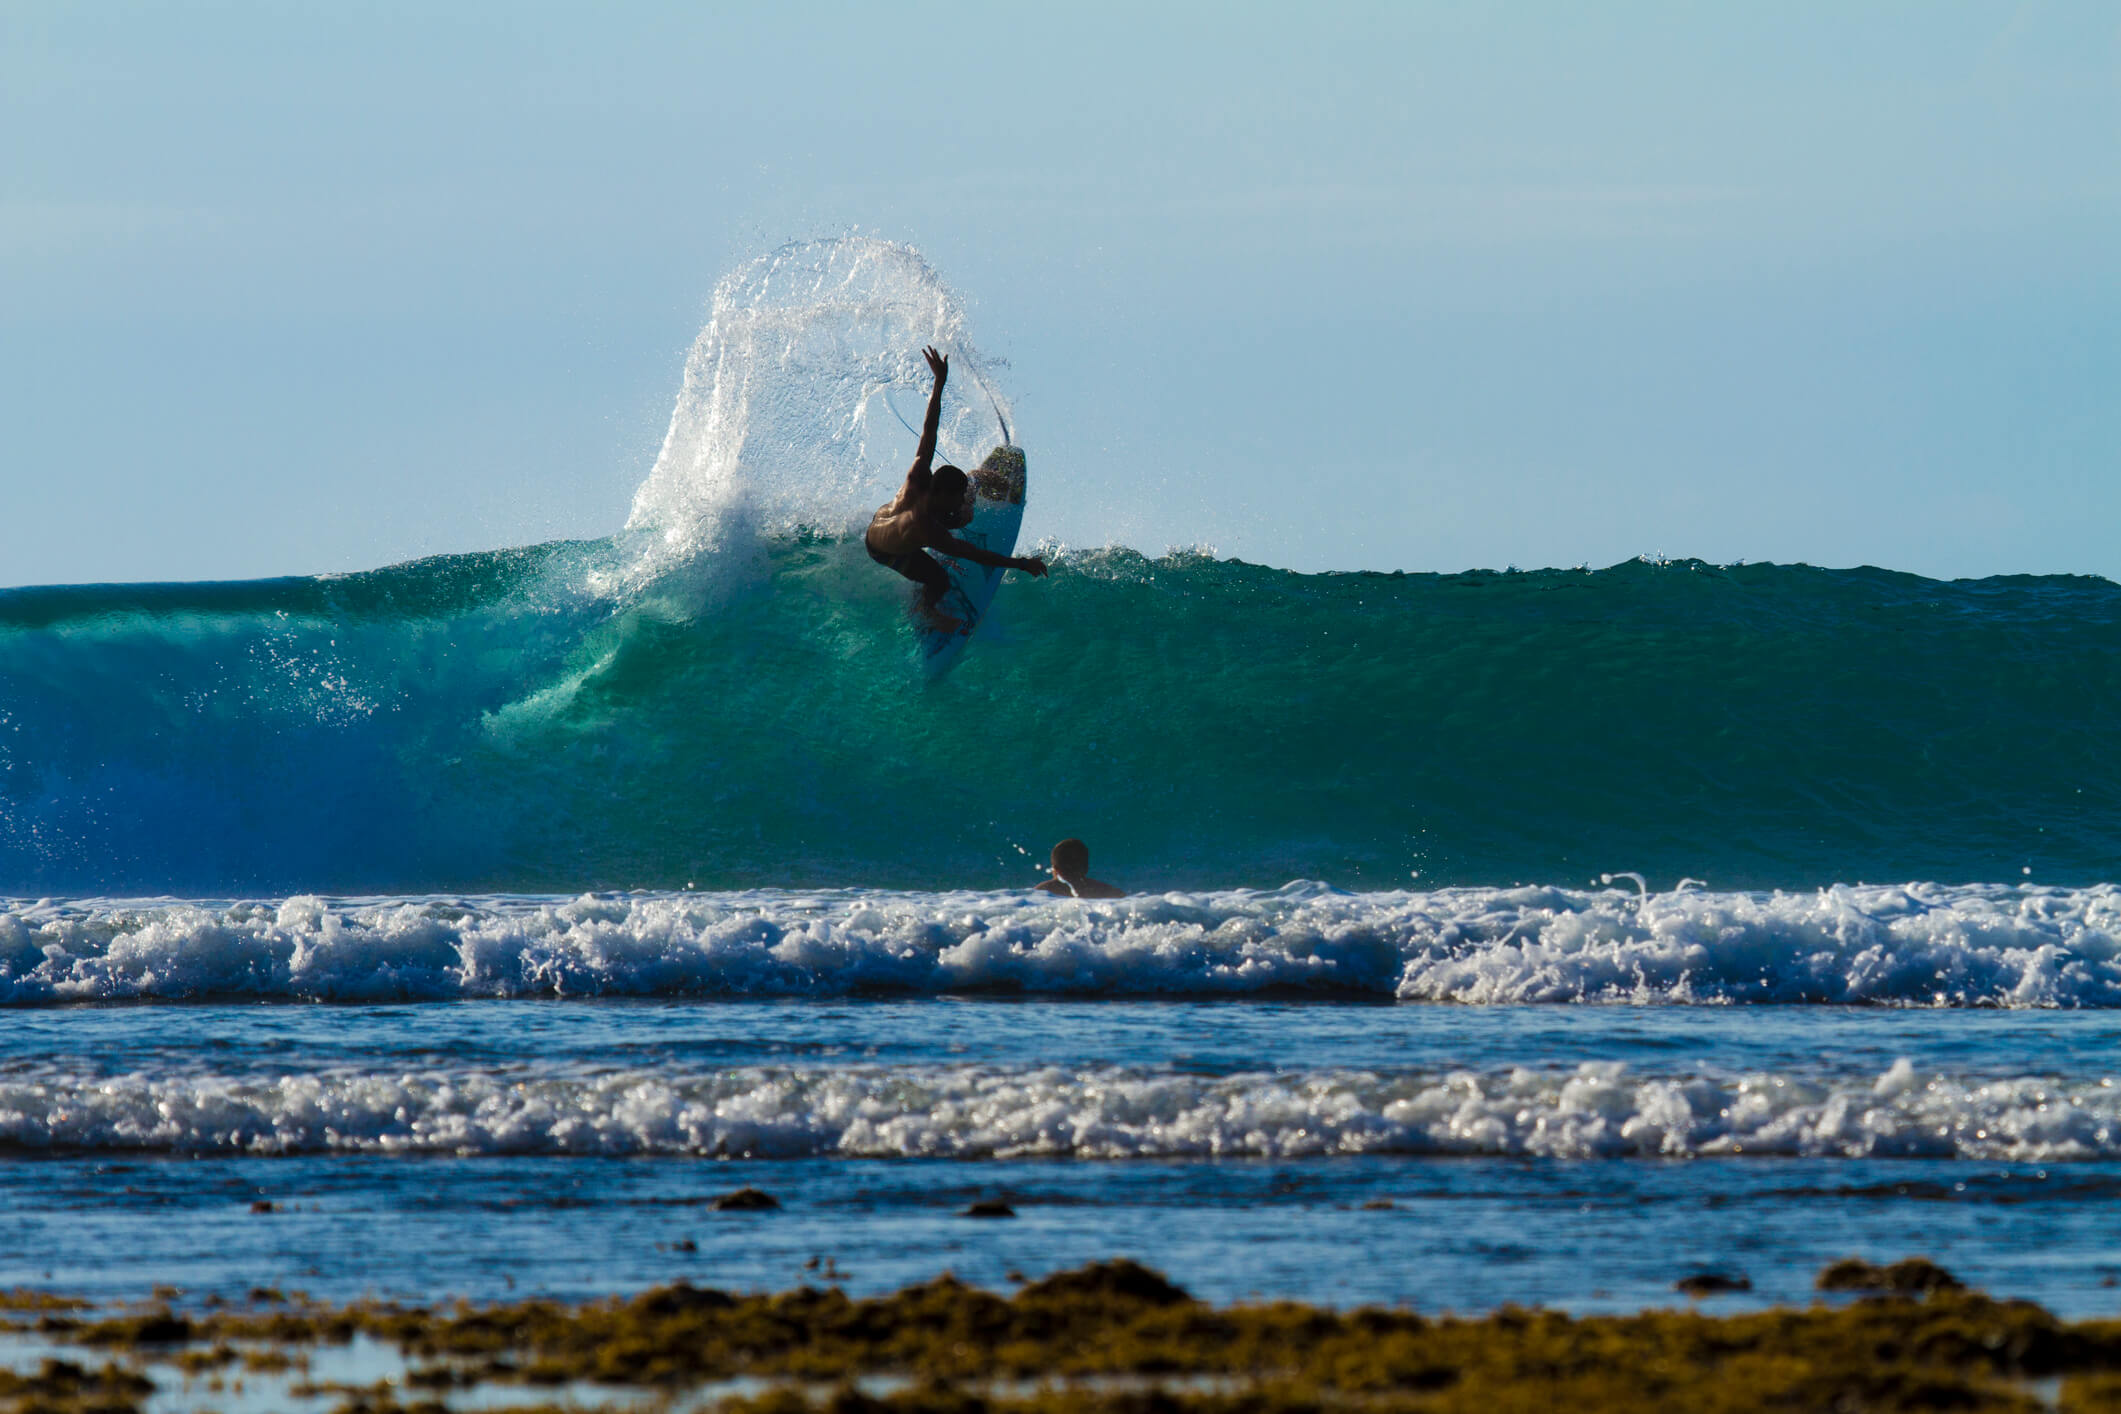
[
  {"left": 908, "top": 345, "right": 948, "bottom": 487},
  {"left": 933, "top": 533, "right": 1048, "bottom": 577}
]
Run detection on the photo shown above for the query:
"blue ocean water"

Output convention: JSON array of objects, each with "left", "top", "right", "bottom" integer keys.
[
  {"left": 5, "top": 551, "right": 2118, "bottom": 896},
  {"left": 6, "top": 990, "right": 2121, "bottom": 1315},
  {"left": 4, "top": 239, "right": 2119, "bottom": 1316}
]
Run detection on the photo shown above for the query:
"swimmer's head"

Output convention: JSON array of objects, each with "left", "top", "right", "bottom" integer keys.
[{"left": 1050, "top": 838, "right": 1090, "bottom": 881}]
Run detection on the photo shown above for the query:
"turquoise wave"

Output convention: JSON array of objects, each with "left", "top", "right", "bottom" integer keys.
[{"left": 2, "top": 542, "right": 2116, "bottom": 894}]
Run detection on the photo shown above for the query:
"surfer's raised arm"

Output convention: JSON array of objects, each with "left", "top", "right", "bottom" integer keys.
[{"left": 907, "top": 345, "right": 948, "bottom": 489}]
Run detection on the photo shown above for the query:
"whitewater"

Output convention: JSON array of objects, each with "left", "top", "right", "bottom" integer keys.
[
  {"left": 7, "top": 1050, "right": 2120, "bottom": 1163},
  {"left": 4, "top": 882, "right": 2121, "bottom": 1006},
  {"left": 4, "top": 237, "right": 2121, "bottom": 1315}
]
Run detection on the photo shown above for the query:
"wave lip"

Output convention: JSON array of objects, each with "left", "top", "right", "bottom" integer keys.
[
  {"left": 3, "top": 883, "right": 2121, "bottom": 1007},
  {"left": 0, "top": 1058, "right": 2113, "bottom": 1161}
]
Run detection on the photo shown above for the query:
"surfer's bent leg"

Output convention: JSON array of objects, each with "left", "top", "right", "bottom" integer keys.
[{"left": 865, "top": 536, "right": 956, "bottom": 609}]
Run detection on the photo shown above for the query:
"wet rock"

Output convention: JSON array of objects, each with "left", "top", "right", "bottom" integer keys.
[
  {"left": 628, "top": 1282, "right": 736, "bottom": 1317},
  {"left": 962, "top": 1200, "right": 1016, "bottom": 1219},
  {"left": 709, "top": 1187, "right": 781, "bottom": 1211},
  {"left": 121, "top": 1312, "right": 193, "bottom": 1344},
  {"left": 1361, "top": 1199, "right": 1396, "bottom": 1210},
  {"left": 1019, "top": 1259, "right": 1192, "bottom": 1307},
  {"left": 1816, "top": 1257, "right": 1965, "bottom": 1294},
  {"left": 1675, "top": 1272, "right": 1752, "bottom": 1296},
  {"left": 249, "top": 1200, "right": 275, "bottom": 1214}
]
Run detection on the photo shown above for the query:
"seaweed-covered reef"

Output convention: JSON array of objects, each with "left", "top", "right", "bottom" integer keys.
[{"left": 9, "top": 1258, "right": 2121, "bottom": 1413}]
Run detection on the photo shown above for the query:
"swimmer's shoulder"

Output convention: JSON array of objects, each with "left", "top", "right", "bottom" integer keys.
[{"left": 1032, "top": 878, "right": 1125, "bottom": 899}]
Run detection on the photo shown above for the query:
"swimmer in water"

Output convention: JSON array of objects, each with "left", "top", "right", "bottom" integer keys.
[
  {"left": 865, "top": 346, "right": 1046, "bottom": 631},
  {"left": 1034, "top": 838, "right": 1125, "bottom": 899}
]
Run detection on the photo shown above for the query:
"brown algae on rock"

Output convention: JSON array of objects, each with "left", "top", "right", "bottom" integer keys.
[
  {"left": 11, "top": 1257, "right": 2121, "bottom": 1413},
  {"left": 0, "top": 1291, "right": 92, "bottom": 1314},
  {"left": 0, "top": 1358, "right": 155, "bottom": 1414}
]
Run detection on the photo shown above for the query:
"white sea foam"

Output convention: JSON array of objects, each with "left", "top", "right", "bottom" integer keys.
[
  {"left": 1, "top": 1058, "right": 2116, "bottom": 1161},
  {"left": 2, "top": 882, "right": 2119, "bottom": 1007}
]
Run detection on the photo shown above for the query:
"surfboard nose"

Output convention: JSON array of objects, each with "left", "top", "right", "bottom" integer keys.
[{"left": 975, "top": 446, "right": 1027, "bottom": 505}]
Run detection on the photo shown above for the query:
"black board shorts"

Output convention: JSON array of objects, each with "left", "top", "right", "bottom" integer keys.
[{"left": 865, "top": 534, "right": 953, "bottom": 598}]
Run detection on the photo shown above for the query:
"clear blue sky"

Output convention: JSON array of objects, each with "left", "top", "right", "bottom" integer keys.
[{"left": 5, "top": 2, "right": 2117, "bottom": 586}]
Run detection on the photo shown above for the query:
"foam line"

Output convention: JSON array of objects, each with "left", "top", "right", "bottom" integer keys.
[
  {"left": 3, "top": 882, "right": 2118, "bottom": 1006},
  {"left": 0, "top": 1056, "right": 2112, "bottom": 1160}
]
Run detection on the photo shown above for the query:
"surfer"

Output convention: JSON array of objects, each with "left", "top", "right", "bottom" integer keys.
[
  {"left": 866, "top": 346, "right": 1046, "bottom": 630},
  {"left": 1034, "top": 838, "right": 1125, "bottom": 899}
]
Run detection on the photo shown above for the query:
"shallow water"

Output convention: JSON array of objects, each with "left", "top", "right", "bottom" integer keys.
[{"left": 6, "top": 979, "right": 2121, "bottom": 1317}]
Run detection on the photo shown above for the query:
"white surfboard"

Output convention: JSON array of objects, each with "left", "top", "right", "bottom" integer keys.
[{"left": 913, "top": 445, "right": 1027, "bottom": 678}]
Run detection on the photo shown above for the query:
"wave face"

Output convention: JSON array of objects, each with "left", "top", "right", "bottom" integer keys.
[
  {"left": 2, "top": 238, "right": 2118, "bottom": 896},
  {"left": 3, "top": 884, "right": 2119, "bottom": 1006},
  {"left": 0, "top": 1053, "right": 2111, "bottom": 1161},
  {"left": 3, "top": 549, "right": 2116, "bottom": 895}
]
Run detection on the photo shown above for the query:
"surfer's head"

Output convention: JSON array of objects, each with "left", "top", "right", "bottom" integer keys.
[
  {"left": 927, "top": 464, "right": 973, "bottom": 528},
  {"left": 1051, "top": 838, "right": 1090, "bottom": 882}
]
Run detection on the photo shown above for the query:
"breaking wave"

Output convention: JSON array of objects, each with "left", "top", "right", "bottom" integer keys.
[
  {"left": 2, "top": 238, "right": 2117, "bottom": 896},
  {"left": 1, "top": 1053, "right": 2113, "bottom": 1161},
  {"left": 4, "top": 882, "right": 2120, "bottom": 1007}
]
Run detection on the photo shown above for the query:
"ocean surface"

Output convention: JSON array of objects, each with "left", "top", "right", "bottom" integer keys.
[{"left": 4, "top": 239, "right": 2120, "bottom": 1318}]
